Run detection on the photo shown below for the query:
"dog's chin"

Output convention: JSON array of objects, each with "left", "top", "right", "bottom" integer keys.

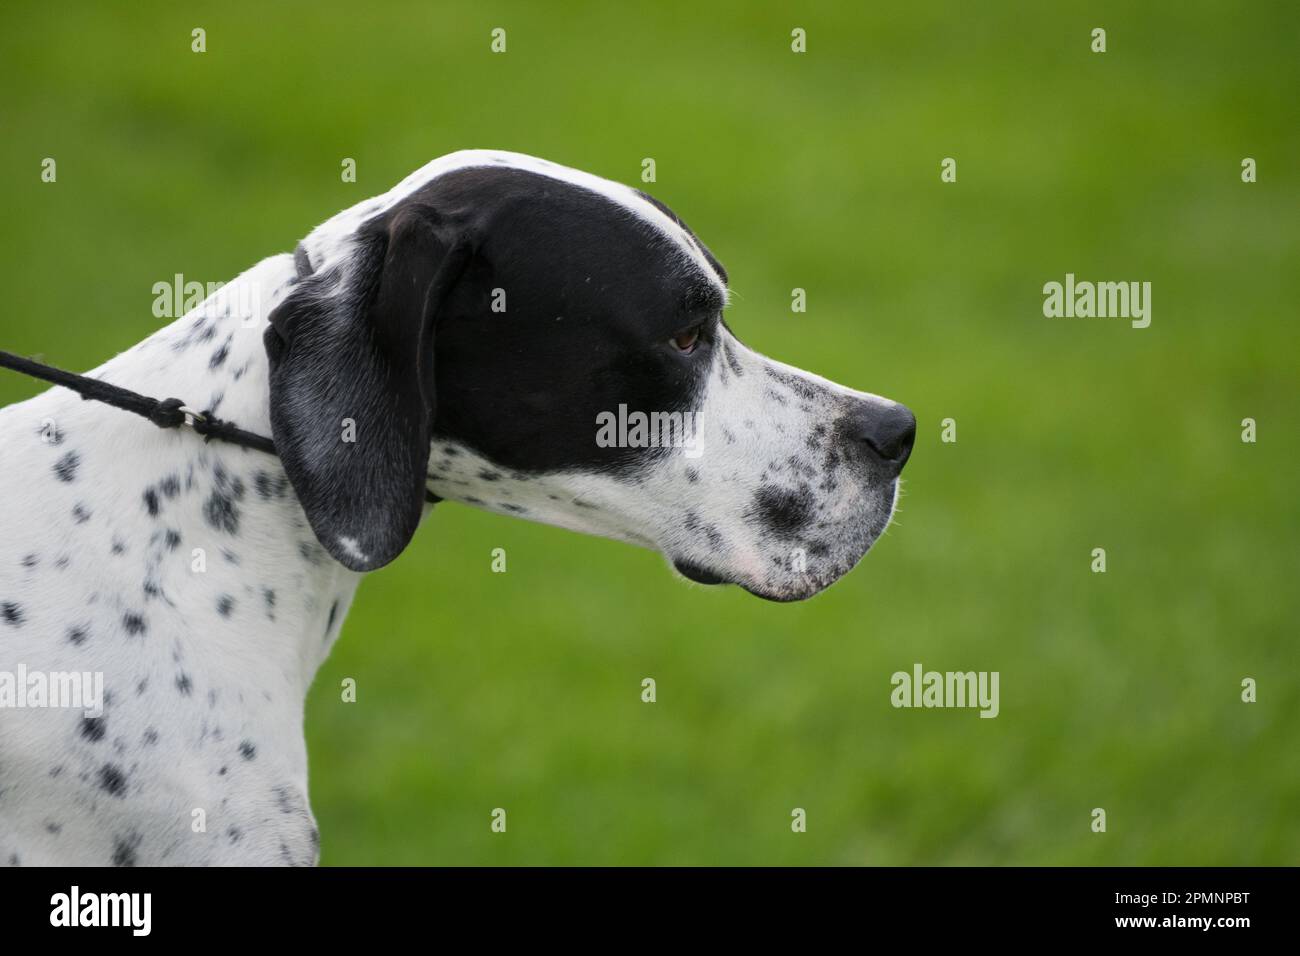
[
  {"left": 668, "top": 501, "right": 895, "bottom": 603},
  {"left": 670, "top": 558, "right": 860, "bottom": 603}
]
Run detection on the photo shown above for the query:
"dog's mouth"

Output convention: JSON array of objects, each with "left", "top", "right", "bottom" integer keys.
[{"left": 672, "top": 559, "right": 727, "bottom": 586}]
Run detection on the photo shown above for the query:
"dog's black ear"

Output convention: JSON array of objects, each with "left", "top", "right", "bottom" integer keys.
[{"left": 265, "top": 206, "right": 471, "bottom": 571}]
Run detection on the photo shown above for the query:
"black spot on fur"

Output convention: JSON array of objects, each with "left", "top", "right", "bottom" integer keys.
[
  {"left": 21, "top": 553, "right": 38, "bottom": 569},
  {"left": 111, "top": 833, "right": 141, "bottom": 867},
  {"left": 254, "top": 471, "right": 289, "bottom": 499},
  {"left": 142, "top": 488, "right": 160, "bottom": 517},
  {"left": 98, "top": 764, "right": 127, "bottom": 797},
  {"left": 164, "top": 529, "right": 182, "bottom": 550},
  {"left": 208, "top": 338, "right": 230, "bottom": 370},
  {"left": 479, "top": 470, "right": 501, "bottom": 482},
  {"left": 239, "top": 740, "right": 257, "bottom": 761},
  {"left": 72, "top": 503, "right": 91, "bottom": 524},
  {"left": 121, "top": 612, "right": 146, "bottom": 636},
  {"left": 176, "top": 674, "right": 193, "bottom": 696},
  {"left": 749, "top": 486, "right": 814, "bottom": 538},
  {"left": 53, "top": 451, "right": 79, "bottom": 482},
  {"left": 2, "top": 603, "right": 26, "bottom": 627},
  {"left": 216, "top": 594, "right": 235, "bottom": 617},
  {"left": 204, "top": 490, "right": 240, "bottom": 534},
  {"left": 80, "top": 716, "right": 106, "bottom": 743},
  {"left": 67, "top": 626, "right": 87, "bottom": 646},
  {"left": 764, "top": 364, "right": 823, "bottom": 401}
]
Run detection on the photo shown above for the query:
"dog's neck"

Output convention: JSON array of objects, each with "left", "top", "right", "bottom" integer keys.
[{"left": 80, "top": 253, "right": 365, "bottom": 698}]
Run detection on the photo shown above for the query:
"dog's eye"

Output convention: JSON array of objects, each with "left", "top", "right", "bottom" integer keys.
[{"left": 671, "top": 325, "right": 702, "bottom": 354}]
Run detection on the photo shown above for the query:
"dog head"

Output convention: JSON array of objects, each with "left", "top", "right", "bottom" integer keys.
[{"left": 266, "top": 150, "right": 914, "bottom": 600}]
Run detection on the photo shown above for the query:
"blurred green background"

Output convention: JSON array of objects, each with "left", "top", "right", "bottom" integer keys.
[{"left": 2, "top": 1, "right": 1296, "bottom": 864}]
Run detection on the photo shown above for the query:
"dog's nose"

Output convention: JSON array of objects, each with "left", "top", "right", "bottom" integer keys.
[{"left": 847, "top": 401, "right": 916, "bottom": 472}]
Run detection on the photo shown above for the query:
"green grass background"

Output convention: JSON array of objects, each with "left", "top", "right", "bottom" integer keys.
[{"left": 2, "top": 1, "right": 1296, "bottom": 864}]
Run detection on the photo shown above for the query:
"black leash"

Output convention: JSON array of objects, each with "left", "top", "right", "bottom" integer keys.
[
  {"left": 1, "top": 349, "right": 278, "bottom": 453},
  {"left": 0, "top": 348, "right": 438, "bottom": 503}
]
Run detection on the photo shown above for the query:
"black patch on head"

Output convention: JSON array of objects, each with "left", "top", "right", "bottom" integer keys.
[
  {"left": 54, "top": 451, "right": 80, "bottom": 482},
  {"left": 265, "top": 166, "right": 730, "bottom": 570},
  {"left": 633, "top": 188, "right": 729, "bottom": 286}
]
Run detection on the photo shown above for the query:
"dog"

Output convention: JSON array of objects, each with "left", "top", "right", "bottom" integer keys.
[{"left": 0, "top": 150, "right": 914, "bottom": 865}]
